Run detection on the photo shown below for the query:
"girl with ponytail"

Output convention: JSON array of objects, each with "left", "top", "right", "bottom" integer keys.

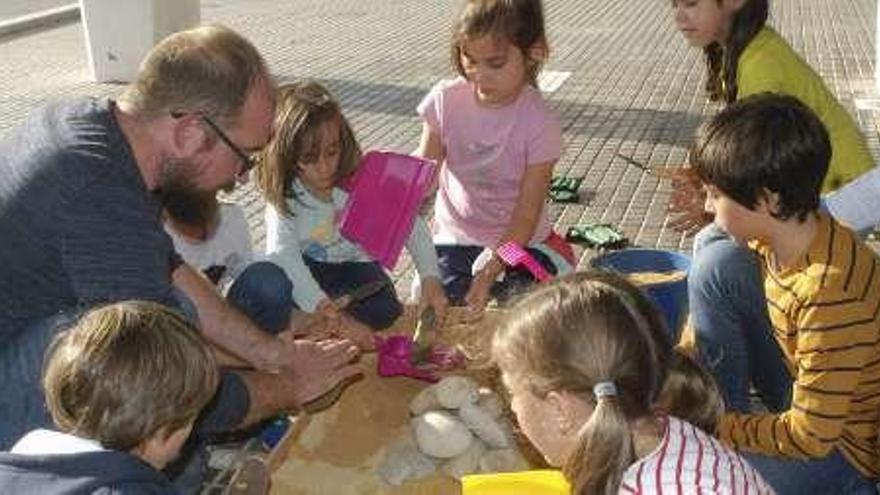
[{"left": 483, "top": 271, "right": 773, "bottom": 494}]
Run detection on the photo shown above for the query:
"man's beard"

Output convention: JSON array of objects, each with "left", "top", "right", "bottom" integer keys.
[{"left": 156, "top": 156, "right": 231, "bottom": 227}]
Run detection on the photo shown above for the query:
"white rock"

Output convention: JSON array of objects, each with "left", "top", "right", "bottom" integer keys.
[
  {"left": 376, "top": 436, "right": 436, "bottom": 486},
  {"left": 459, "top": 401, "right": 512, "bottom": 449},
  {"left": 409, "top": 384, "right": 442, "bottom": 416},
  {"left": 479, "top": 448, "right": 529, "bottom": 474},
  {"left": 412, "top": 411, "right": 473, "bottom": 459},
  {"left": 407, "top": 451, "right": 438, "bottom": 481},
  {"left": 441, "top": 438, "right": 486, "bottom": 480},
  {"left": 434, "top": 376, "right": 479, "bottom": 409},
  {"left": 476, "top": 388, "right": 505, "bottom": 419}
]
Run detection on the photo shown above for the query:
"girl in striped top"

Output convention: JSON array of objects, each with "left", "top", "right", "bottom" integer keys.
[{"left": 490, "top": 271, "right": 773, "bottom": 494}]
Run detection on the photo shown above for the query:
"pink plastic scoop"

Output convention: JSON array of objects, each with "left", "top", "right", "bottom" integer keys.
[
  {"left": 374, "top": 335, "right": 464, "bottom": 383},
  {"left": 495, "top": 241, "right": 552, "bottom": 282}
]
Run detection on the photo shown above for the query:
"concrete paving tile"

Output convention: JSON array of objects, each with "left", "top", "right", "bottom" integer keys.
[{"left": 1, "top": 0, "right": 878, "bottom": 292}]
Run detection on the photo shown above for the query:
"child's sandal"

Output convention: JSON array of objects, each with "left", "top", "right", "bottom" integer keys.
[
  {"left": 548, "top": 176, "right": 583, "bottom": 203},
  {"left": 549, "top": 176, "right": 582, "bottom": 192},
  {"left": 565, "top": 224, "right": 629, "bottom": 250},
  {"left": 548, "top": 189, "right": 580, "bottom": 204}
]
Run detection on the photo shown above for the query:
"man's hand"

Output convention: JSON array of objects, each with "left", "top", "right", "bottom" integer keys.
[
  {"left": 274, "top": 338, "right": 361, "bottom": 407},
  {"left": 666, "top": 169, "right": 712, "bottom": 236}
]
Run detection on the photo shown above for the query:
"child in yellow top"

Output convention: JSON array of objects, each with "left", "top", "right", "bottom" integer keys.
[
  {"left": 668, "top": 0, "right": 874, "bottom": 234},
  {"left": 689, "top": 93, "right": 880, "bottom": 494}
]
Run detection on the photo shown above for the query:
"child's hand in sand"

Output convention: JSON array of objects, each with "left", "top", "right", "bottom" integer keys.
[
  {"left": 283, "top": 306, "right": 375, "bottom": 351},
  {"left": 464, "top": 269, "right": 494, "bottom": 317},
  {"left": 419, "top": 276, "right": 448, "bottom": 327},
  {"left": 285, "top": 305, "right": 339, "bottom": 341},
  {"left": 337, "top": 313, "right": 377, "bottom": 351}
]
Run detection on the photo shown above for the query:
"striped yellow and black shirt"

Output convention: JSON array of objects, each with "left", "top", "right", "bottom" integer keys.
[{"left": 718, "top": 213, "right": 880, "bottom": 477}]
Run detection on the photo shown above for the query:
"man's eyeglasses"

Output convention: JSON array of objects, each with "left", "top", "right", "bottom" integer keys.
[{"left": 171, "top": 111, "right": 258, "bottom": 178}]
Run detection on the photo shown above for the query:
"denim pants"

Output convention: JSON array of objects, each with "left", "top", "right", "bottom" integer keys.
[
  {"left": 689, "top": 223, "right": 877, "bottom": 495},
  {"left": 304, "top": 258, "right": 401, "bottom": 330},
  {"left": 435, "top": 244, "right": 557, "bottom": 306},
  {"left": 744, "top": 450, "right": 877, "bottom": 495},
  {"left": 689, "top": 223, "right": 792, "bottom": 412},
  {"left": 226, "top": 261, "right": 296, "bottom": 335}
]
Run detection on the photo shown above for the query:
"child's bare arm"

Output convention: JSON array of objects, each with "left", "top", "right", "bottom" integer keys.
[
  {"left": 416, "top": 122, "right": 444, "bottom": 162},
  {"left": 719, "top": 302, "right": 877, "bottom": 458},
  {"left": 502, "top": 161, "right": 555, "bottom": 244},
  {"left": 416, "top": 123, "right": 445, "bottom": 214},
  {"left": 465, "top": 161, "right": 554, "bottom": 308}
]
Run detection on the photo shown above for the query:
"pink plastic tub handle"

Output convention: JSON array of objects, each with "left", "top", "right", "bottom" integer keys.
[{"left": 496, "top": 241, "right": 552, "bottom": 282}]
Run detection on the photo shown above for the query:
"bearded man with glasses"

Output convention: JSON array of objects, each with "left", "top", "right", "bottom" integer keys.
[{"left": 0, "top": 24, "right": 361, "bottom": 483}]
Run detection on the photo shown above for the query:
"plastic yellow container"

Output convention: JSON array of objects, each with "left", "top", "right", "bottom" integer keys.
[{"left": 462, "top": 469, "right": 570, "bottom": 495}]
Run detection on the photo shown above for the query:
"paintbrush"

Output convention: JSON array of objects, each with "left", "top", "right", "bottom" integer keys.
[{"left": 615, "top": 153, "right": 689, "bottom": 180}]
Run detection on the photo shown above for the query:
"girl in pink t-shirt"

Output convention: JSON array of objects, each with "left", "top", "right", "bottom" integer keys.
[
  {"left": 490, "top": 271, "right": 774, "bottom": 495},
  {"left": 416, "top": 0, "right": 574, "bottom": 310}
]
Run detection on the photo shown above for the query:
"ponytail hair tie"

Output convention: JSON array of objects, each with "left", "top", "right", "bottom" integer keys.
[{"left": 593, "top": 381, "right": 617, "bottom": 399}]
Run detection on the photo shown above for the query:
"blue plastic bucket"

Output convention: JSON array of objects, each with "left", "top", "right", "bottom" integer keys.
[{"left": 590, "top": 249, "right": 691, "bottom": 341}]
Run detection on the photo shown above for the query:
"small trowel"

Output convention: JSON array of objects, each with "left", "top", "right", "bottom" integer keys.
[{"left": 410, "top": 306, "right": 437, "bottom": 366}]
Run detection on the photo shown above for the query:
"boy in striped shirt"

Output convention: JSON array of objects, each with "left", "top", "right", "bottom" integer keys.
[{"left": 689, "top": 93, "right": 880, "bottom": 494}]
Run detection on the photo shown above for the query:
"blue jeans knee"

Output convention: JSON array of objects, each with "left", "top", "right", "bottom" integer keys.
[
  {"left": 744, "top": 449, "right": 877, "bottom": 495},
  {"left": 226, "top": 261, "right": 295, "bottom": 335},
  {"left": 689, "top": 223, "right": 791, "bottom": 413}
]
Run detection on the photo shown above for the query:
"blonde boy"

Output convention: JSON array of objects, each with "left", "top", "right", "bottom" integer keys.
[{"left": 0, "top": 301, "right": 218, "bottom": 494}]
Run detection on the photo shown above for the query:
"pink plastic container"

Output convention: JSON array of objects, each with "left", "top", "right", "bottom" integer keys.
[{"left": 339, "top": 151, "right": 437, "bottom": 269}]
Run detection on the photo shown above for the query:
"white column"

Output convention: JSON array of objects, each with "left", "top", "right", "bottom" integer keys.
[
  {"left": 78, "top": 0, "right": 200, "bottom": 83},
  {"left": 876, "top": 0, "right": 880, "bottom": 91}
]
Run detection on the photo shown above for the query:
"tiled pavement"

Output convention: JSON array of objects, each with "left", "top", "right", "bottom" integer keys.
[{"left": 1, "top": 0, "right": 878, "bottom": 293}]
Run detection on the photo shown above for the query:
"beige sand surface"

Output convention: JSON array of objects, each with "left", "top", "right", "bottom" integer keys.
[{"left": 270, "top": 308, "right": 509, "bottom": 495}]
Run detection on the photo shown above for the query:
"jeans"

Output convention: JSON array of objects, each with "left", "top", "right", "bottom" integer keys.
[
  {"left": 435, "top": 244, "right": 557, "bottom": 306},
  {"left": 689, "top": 223, "right": 793, "bottom": 413},
  {"left": 304, "top": 258, "right": 401, "bottom": 330},
  {"left": 744, "top": 450, "right": 877, "bottom": 495},
  {"left": 226, "top": 261, "right": 296, "bottom": 335},
  {"left": 689, "top": 223, "right": 877, "bottom": 495}
]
